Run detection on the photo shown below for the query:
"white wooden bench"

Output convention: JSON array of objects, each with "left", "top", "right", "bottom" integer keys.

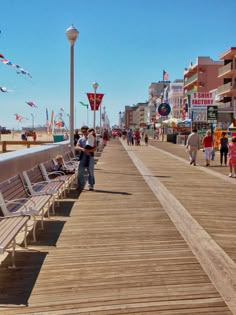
[
  {"left": 0, "top": 175, "right": 54, "bottom": 241},
  {"left": 39, "top": 159, "right": 75, "bottom": 193},
  {"left": 22, "top": 165, "right": 66, "bottom": 204},
  {"left": 0, "top": 215, "right": 30, "bottom": 267}
]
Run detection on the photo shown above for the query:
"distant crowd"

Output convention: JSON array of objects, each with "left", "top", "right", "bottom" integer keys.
[{"left": 186, "top": 129, "right": 236, "bottom": 177}]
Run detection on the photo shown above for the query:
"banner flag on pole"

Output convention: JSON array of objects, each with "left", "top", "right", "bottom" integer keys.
[{"left": 86, "top": 93, "right": 104, "bottom": 110}]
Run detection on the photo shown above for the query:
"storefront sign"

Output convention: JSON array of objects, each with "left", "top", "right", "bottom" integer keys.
[
  {"left": 157, "top": 103, "right": 171, "bottom": 116},
  {"left": 192, "top": 109, "right": 207, "bottom": 121},
  {"left": 191, "top": 92, "right": 214, "bottom": 106},
  {"left": 207, "top": 105, "right": 218, "bottom": 122}
]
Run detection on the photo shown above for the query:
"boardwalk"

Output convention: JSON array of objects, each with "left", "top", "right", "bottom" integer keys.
[{"left": 0, "top": 138, "right": 236, "bottom": 314}]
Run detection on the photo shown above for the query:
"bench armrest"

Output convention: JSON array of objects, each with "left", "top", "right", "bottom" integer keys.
[
  {"left": 4, "top": 197, "right": 36, "bottom": 208},
  {"left": 47, "top": 171, "right": 65, "bottom": 177},
  {"left": 3, "top": 198, "right": 38, "bottom": 215},
  {"left": 63, "top": 161, "right": 77, "bottom": 168}
]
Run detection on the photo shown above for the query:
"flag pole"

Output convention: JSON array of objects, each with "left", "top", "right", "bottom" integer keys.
[
  {"left": 87, "top": 105, "right": 89, "bottom": 126},
  {"left": 162, "top": 70, "right": 165, "bottom": 102}
]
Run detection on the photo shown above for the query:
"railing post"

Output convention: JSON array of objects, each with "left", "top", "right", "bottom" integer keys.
[{"left": 2, "top": 141, "right": 7, "bottom": 152}]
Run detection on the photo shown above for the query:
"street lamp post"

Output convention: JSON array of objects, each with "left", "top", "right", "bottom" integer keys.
[
  {"left": 66, "top": 25, "right": 79, "bottom": 147},
  {"left": 92, "top": 81, "right": 98, "bottom": 130}
]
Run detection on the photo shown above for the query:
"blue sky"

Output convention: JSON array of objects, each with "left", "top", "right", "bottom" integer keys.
[{"left": 0, "top": 0, "right": 236, "bottom": 129}]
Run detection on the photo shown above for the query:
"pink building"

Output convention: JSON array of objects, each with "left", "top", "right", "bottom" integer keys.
[
  {"left": 217, "top": 47, "right": 236, "bottom": 125},
  {"left": 183, "top": 57, "right": 223, "bottom": 118}
]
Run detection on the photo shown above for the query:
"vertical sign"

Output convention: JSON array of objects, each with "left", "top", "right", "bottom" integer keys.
[{"left": 207, "top": 105, "right": 218, "bottom": 122}]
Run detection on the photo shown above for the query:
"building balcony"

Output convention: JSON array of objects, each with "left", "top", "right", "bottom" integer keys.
[
  {"left": 218, "top": 101, "right": 232, "bottom": 110},
  {"left": 184, "top": 73, "right": 198, "bottom": 88},
  {"left": 218, "top": 62, "right": 236, "bottom": 78},
  {"left": 184, "top": 87, "right": 197, "bottom": 97},
  {"left": 218, "top": 82, "right": 236, "bottom": 97}
]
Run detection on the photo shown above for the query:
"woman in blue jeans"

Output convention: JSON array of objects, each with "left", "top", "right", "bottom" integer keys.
[{"left": 75, "top": 126, "right": 96, "bottom": 191}]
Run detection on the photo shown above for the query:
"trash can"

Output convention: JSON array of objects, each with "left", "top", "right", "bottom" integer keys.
[
  {"left": 173, "top": 133, "right": 177, "bottom": 144},
  {"left": 53, "top": 134, "right": 64, "bottom": 143},
  {"left": 167, "top": 134, "right": 172, "bottom": 143},
  {"left": 167, "top": 134, "right": 177, "bottom": 144}
]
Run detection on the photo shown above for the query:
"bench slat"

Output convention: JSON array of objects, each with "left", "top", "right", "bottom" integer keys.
[{"left": 0, "top": 216, "right": 29, "bottom": 254}]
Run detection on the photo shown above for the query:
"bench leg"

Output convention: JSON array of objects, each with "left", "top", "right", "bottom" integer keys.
[
  {"left": 24, "top": 223, "right": 28, "bottom": 248},
  {"left": 8, "top": 238, "right": 16, "bottom": 269},
  {"left": 47, "top": 202, "right": 51, "bottom": 218},
  {"left": 32, "top": 217, "right": 37, "bottom": 242},
  {"left": 51, "top": 197, "right": 55, "bottom": 215},
  {"left": 40, "top": 213, "right": 44, "bottom": 231}
]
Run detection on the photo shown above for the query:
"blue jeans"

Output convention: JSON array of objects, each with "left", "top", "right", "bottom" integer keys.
[{"left": 77, "top": 154, "right": 95, "bottom": 188}]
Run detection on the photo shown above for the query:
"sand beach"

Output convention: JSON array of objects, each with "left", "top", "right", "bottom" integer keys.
[{"left": 0, "top": 132, "right": 55, "bottom": 153}]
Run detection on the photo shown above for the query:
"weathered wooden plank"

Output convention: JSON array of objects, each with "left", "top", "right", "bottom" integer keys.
[{"left": 0, "top": 139, "right": 233, "bottom": 315}]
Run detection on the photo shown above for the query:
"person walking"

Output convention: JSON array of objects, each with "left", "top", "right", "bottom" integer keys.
[
  {"left": 102, "top": 129, "right": 109, "bottom": 146},
  {"left": 33, "top": 131, "right": 37, "bottom": 141},
  {"left": 202, "top": 130, "right": 213, "bottom": 166},
  {"left": 186, "top": 128, "right": 200, "bottom": 166},
  {"left": 74, "top": 129, "right": 80, "bottom": 146},
  {"left": 228, "top": 136, "right": 236, "bottom": 178},
  {"left": 144, "top": 133, "right": 149, "bottom": 145},
  {"left": 219, "top": 131, "right": 228, "bottom": 166},
  {"left": 127, "top": 129, "right": 134, "bottom": 146},
  {"left": 75, "top": 125, "right": 97, "bottom": 191}
]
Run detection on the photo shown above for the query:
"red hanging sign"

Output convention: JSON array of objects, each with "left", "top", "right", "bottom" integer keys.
[{"left": 86, "top": 93, "right": 104, "bottom": 110}]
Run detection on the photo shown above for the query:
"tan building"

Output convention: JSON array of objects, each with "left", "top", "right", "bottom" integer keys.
[
  {"left": 148, "top": 81, "right": 170, "bottom": 124},
  {"left": 183, "top": 57, "right": 223, "bottom": 118},
  {"left": 124, "top": 103, "right": 148, "bottom": 129},
  {"left": 217, "top": 47, "right": 236, "bottom": 124},
  {"left": 168, "top": 80, "right": 183, "bottom": 119}
]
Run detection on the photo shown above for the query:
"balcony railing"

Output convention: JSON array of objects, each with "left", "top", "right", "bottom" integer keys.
[
  {"left": 218, "top": 62, "right": 236, "bottom": 77},
  {"left": 218, "top": 82, "right": 236, "bottom": 95},
  {"left": 184, "top": 73, "right": 198, "bottom": 87},
  {"left": 184, "top": 87, "right": 196, "bottom": 97}
]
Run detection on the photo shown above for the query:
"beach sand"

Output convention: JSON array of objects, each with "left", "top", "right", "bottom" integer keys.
[{"left": 0, "top": 132, "right": 54, "bottom": 153}]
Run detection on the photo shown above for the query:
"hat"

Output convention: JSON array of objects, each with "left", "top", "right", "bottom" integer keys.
[{"left": 81, "top": 125, "right": 89, "bottom": 130}]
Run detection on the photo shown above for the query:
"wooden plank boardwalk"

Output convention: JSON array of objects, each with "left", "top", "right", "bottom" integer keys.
[{"left": 0, "top": 138, "right": 236, "bottom": 314}]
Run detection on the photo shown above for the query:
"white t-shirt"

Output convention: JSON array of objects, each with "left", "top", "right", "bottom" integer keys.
[{"left": 86, "top": 133, "right": 95, "bottom": 147}]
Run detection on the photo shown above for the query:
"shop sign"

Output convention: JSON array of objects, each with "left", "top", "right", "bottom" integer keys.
[
  {"left": 191, "top": 92, "right": 214, "bottom": 106},
  {"left": 157, "top": 103, "right": 171, "bottom": 116},
  {"left": 191, "top": 107, "right": 207, "bottom": 121},
  {"left": 207, "top": 105, "right": 218, "bottom": 122}
]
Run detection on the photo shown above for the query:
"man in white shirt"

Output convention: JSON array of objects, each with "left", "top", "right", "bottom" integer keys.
[
  {"left": 75, "top": 126, "right": 97, "bottom": 191},
  {"left": 186, "top": 128, "right": 201, "bottom": 166}
]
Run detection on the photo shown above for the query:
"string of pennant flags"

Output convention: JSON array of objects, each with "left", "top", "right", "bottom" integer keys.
[
  {"left": 0, "top": 52, "right": 32, "bottom": 78},
  {"left": 1, "top": 48, "right": 106, "bottom": 128}
]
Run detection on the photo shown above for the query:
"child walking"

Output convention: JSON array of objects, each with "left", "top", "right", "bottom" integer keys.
[{"left": 228, "top": 136, "right": 236, "bottom": 178}]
